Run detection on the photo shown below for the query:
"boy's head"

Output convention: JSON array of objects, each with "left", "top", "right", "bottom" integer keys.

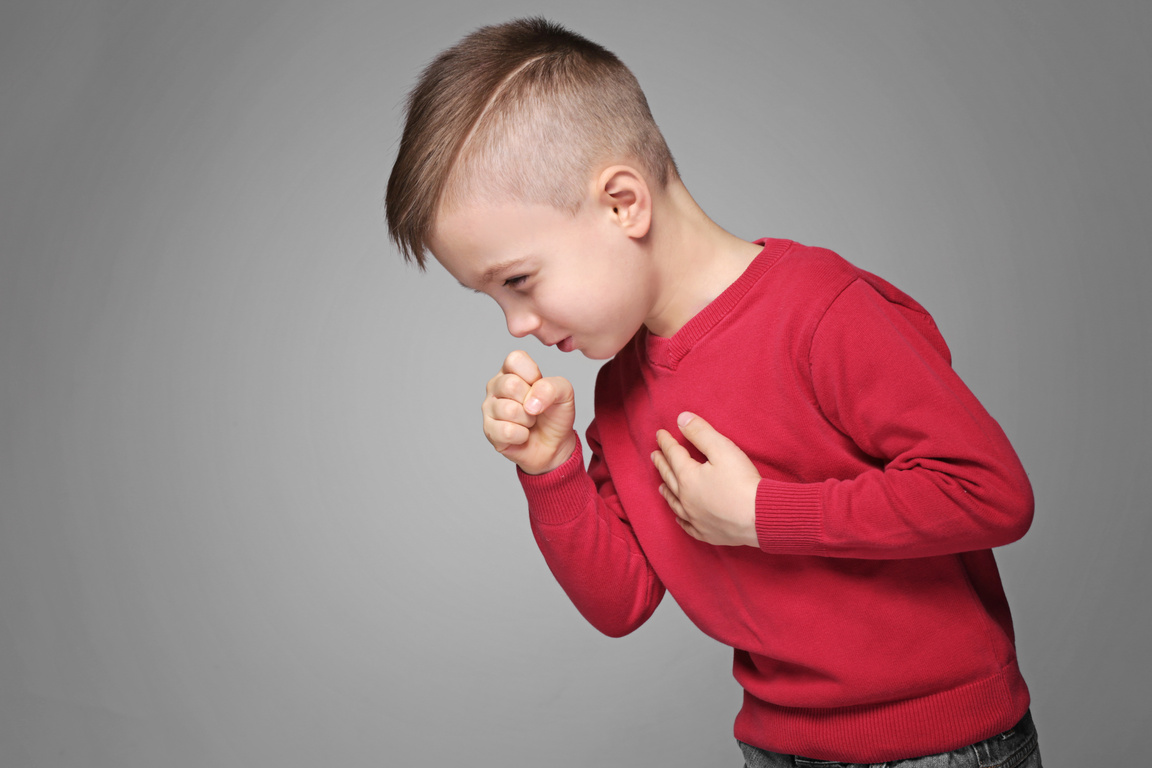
[{"left": 385, "top": 17, "right": 678, "bottom": 269}]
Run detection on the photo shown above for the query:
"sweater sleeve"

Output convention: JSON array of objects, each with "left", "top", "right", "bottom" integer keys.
[
  {"left": 755, "top": 278, "right": 1034, "bottom": 559},
  {"left": 518, "top": 425, "right": 665, "bottom": 636}
]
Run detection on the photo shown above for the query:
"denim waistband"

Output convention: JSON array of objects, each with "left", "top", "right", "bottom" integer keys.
[{"left": 739, "top": 708, "right": 1040, "bottom": 768}]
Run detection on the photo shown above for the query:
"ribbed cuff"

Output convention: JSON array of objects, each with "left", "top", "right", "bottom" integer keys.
[
  {"left": 517, "top": 433, "right": 595, "bottom": 526},
  {"left": 755, "top": 478, "right": 825, "bottom": 554}
]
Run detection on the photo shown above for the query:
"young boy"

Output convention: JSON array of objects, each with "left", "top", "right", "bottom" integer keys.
[{"left": 386, "top": 17, "right": 1041, "bottom": 767}]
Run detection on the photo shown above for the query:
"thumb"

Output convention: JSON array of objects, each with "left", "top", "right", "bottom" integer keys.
[
  {"left": 525, "top": 376, "right": 574, "bottom": 416},
  {"left": 676, "top": 412, "right": 736, "bottom": 462}
]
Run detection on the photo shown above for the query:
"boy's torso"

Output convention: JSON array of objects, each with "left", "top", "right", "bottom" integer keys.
[{"left": 587, "top": 239, "right": 1028, "bottom": 751}]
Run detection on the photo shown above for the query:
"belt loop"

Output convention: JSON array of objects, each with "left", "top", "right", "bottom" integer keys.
[{"left": 971, "top": 739, "right": 992, "bottom": 767}]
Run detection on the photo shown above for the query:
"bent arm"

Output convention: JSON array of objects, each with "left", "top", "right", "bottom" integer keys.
[
  {"left": 756, "top": 279, "right": 1034, "bottom": 559},
  {"left": 520, "top": 428, "right": 665, "bottom": 636}
]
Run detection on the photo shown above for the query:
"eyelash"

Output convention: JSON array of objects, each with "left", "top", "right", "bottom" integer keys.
[{"left": 503, "top": 275, "right": 528, "bottom": 288}]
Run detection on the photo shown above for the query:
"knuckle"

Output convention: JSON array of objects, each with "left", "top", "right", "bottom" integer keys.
[
  {"left": 494, "top": 399, "right": 513, "bottom": 420},
  {"left": 506, "top": 349, "right": 535, "bottom": 374},
  {"left": 492, "top": 376, "right": 513, "bottom": 399},
  {"left": 501, "top": 374, "right": 527, "bottom": 399},
  {"left": 498, "top": 399, "right": 526, "bottom": 423}
]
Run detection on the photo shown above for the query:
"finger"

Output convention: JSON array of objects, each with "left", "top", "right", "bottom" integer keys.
[
  {"left": 501, "top": 350, "right": 542, "bottom": 385},
  {"left": 676, "top": 412, "right": 737, "bottom": 463},
  {"left": 650, "top": 449, "right": 680, "bottom": 499},
  {"left": 490, "top": 396, "right": 535, "bottom": 427},
  {"left": 675, "top": 517, "right": 703, "bottom": 541},
  {"left": 656, "top": 428, "right": 699, "bottom": 476},
  {"left": 658, "top": 483, "right": 688, "bottom": 521},
  {"left": 662, "top": 498, "right": 702, "bottom": 540},
  {"left": 524, "top": 375, "right": 574, "bottom": 416},
  {"left": 485, "top": 418, "right": 530, "bottom": 450},
  {"left": 489, "top": 372, "right": 532, "bottom": 403}
]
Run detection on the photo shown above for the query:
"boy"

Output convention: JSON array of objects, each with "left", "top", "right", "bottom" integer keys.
[{"left": 386, "top": 17, "right": 1041, "bottom": 767}]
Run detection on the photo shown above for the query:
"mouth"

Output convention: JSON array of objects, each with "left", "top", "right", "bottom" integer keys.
[{"left": 555, "top": 336, "right": 576, "bottom": 353}]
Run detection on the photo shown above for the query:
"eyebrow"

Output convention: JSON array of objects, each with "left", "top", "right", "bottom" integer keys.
[{"left": 458, "top": 257, "right": 527, "bottom": 293}]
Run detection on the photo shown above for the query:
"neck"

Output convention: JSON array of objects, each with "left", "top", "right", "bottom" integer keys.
[{"left": 642, "top": 179, "right": 763, "bottom": 338}]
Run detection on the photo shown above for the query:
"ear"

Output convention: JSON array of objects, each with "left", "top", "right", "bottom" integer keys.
[{"left": 596, "top": 166, "right": 652, "bottom": 239}]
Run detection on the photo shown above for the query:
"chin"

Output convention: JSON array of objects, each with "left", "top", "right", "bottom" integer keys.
[
  {"left": 579, "top": 341, "right": 626, "bottom": 361},
  {"left": 558, "top": 329, "right": 636, "bottom": 361}
]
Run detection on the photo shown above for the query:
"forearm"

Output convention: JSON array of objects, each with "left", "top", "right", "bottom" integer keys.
[
  {"left": 763, "top": 277, "right": 1035, "bottom": 559},
  {"left": 520, "top": 435, "right": 665, "bottom": 636},
  {"left": 754, "top": 451, "right": 1034, "bottom": 558}
]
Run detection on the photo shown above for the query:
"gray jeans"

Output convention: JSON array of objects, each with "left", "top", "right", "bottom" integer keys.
[{"left": 739, "top": 709, "right": 1041, "bottom": 768}]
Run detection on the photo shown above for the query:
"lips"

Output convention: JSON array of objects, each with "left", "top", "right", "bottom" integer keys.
[{"left": 556, "top": 336, "right": 576, "bottom": 353}]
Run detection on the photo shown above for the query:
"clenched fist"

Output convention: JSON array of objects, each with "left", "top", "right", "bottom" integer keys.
[{"left": 483, "top": 350, "right": 577, "bottom": 475}]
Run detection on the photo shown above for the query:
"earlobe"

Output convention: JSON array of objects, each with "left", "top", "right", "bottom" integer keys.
[{"left": 598, "top": 166, "right": 652, "bottom": 239}]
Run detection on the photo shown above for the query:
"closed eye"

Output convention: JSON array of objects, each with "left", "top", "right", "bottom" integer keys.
[{"left": 503, "top": 275, "right": 528, "bottom": 288}]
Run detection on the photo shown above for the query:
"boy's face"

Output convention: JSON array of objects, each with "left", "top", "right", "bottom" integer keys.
[{"left": 429, "top": 196, "right": 656, "bottom": 360}]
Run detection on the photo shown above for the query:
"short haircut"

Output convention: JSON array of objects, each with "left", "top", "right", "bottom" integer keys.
[{"left": 385, "top": 17, "right": 678, "bottom": 268}]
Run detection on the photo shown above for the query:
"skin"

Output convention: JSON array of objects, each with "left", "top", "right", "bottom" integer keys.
[{"left": 428, "top": 166, "right": 764, "bottom": 547}]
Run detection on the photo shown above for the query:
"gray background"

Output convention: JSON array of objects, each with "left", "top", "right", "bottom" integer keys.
[{"left": 1, "top": 1, "right": 1148, "bottom": 765}]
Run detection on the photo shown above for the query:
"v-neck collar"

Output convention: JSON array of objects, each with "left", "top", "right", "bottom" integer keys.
[{"left": 644, "top": 238, "right": 792, "bottom": 369}]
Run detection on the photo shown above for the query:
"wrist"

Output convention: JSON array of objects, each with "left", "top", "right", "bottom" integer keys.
[
  {"left": 519, "top": 432, "right": 578, "bottom": 475},
  {"left": 754, "top": 478, "right": 825, "bottom": 555}
]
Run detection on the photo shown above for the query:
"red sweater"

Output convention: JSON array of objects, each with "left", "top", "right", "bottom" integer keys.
[{"left": 518, "top": 239, "right": 1033, "bottom": 762}]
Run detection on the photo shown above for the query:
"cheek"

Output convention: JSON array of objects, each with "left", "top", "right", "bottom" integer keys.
[{"left": 601, "top": 269, "right": 650, "bottom": 321}]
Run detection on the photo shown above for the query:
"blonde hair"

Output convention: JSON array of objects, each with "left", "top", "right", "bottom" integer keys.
[{"left": 385, "top": 17, "right": 677, "bottom": 268}]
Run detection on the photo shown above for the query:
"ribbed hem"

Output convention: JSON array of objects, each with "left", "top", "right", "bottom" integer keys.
[
  {"left": 755, "top": 478, "right": 825, "bottom": 554},
  {"left": 734, "top": 659, "right": 1031, "bottom": 763},
  {"left": 517, "top": 433, "right": 596, "bottom": 525}
]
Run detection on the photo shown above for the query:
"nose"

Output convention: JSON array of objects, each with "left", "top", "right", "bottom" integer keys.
[{"left": 504, "top": 306, "right": 542, "bottom": 339}]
